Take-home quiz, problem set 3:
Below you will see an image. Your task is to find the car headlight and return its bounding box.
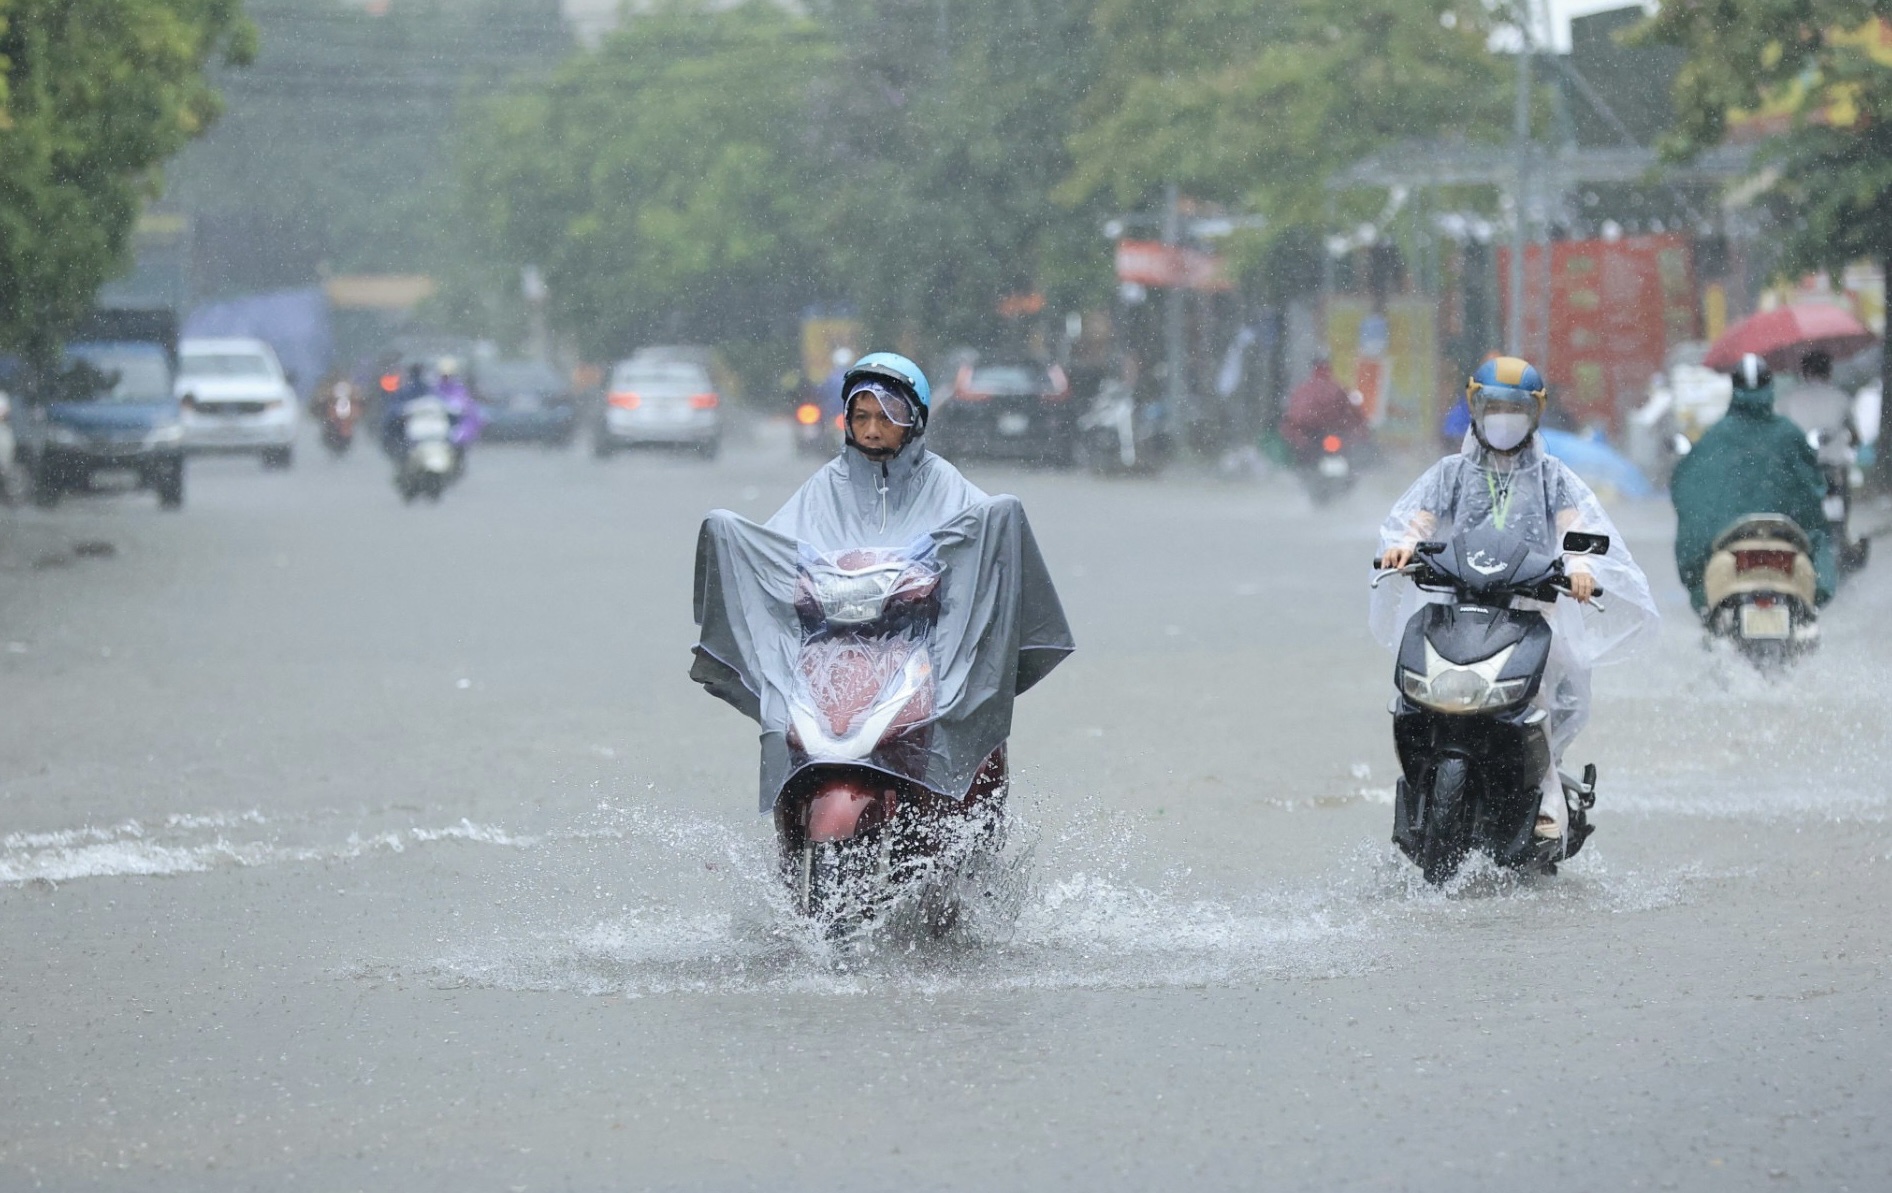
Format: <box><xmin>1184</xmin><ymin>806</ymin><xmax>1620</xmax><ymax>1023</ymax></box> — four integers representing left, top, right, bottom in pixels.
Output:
<box><xmin>1401</xmin><ymin>643</ymin><xmax>1528</xmax><ymax>714</ymax></box>
<box><xmin>145</xmin><ymin>422</ymin><xmax>183</xmax><ymax>446</ymax></box>
<box><xmin>48</xmin><ymin>424</ymin><xmax>86</xmax><ymax>448</ymax></box>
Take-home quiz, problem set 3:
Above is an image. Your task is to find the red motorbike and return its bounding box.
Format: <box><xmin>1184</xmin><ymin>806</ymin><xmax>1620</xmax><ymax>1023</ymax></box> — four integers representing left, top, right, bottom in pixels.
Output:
<box><xmin>317</xmin><ymin>379</ymin><xmax>362</xmax><ymax>457</ymax></box>
<box><xmin>773</xmin><ymin>543</ymin><xmax>1006</xmax><ymax>924</ymax></box>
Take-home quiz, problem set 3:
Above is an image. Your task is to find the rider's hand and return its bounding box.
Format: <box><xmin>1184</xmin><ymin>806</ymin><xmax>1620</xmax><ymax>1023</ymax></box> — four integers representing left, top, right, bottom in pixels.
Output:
<box><xmin>1567</xmin><ymin>568</ymin><xmax>1596</xmax><ymax>603</ymax></box>
<box><xmin>1379</xmin><ymin>545</ymin><xmax>1413</xmax><ymax>571</ymax></box>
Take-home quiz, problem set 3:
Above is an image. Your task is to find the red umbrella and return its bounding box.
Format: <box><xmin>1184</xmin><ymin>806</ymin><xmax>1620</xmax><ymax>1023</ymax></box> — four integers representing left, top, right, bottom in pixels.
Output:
<box><xmin>1703</xmin><ymin>302</ymin><xmax>1878</xmax><ymax>372</ymax></box>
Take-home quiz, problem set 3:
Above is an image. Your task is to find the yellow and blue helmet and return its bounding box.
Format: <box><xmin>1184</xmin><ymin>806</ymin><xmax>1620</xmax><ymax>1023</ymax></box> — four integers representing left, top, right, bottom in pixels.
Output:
<box><xmin>1466</xmin><ymin>355</ymin><xmax>1547</xmax><ymax>415</ymax></box>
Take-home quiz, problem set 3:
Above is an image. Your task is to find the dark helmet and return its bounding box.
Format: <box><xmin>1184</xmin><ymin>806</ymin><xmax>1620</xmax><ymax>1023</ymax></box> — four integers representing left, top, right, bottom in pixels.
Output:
<box><xmin>1732</xmin><ymin>352</ymin><xmax>1772</xmax><ymax>393</ymax></box>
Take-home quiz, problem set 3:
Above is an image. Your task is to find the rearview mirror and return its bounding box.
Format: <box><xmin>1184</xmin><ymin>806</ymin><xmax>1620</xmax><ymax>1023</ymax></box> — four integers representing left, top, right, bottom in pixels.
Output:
<box><xmin>1562</xmin><ymin>531</ymin><xmax>1610</xmax><ymax>556</ymax></box>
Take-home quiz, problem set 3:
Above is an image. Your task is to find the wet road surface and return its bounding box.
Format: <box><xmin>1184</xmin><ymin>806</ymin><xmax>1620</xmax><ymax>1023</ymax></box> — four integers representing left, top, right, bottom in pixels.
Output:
<box><xmin>2</xmin><ymin>424</ymin><xmax>1888</xmax><ymax>1190</ymax></box>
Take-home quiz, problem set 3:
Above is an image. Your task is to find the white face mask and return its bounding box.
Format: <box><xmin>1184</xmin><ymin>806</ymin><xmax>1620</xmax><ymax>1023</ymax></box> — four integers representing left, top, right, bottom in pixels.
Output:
<box><xmin>1479</xmin><ymin>411</ymin><xmax>1533</xmax><ymax>452</ymax></box>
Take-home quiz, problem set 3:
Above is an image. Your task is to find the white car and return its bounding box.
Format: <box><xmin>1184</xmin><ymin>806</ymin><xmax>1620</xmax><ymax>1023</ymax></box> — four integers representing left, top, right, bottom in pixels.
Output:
<box><xmin>176</xmin><ymin>337</ymin><xmax>300</xmax><ymax>468</ymax></box>
<box><xmin>596</xmin><ymin>357</ymin><xmax>723</xmax><ymax>459</ymax></box>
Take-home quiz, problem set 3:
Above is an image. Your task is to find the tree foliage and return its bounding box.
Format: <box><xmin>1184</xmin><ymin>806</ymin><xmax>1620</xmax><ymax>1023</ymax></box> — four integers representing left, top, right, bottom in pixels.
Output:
<box><xmin>1059</xmin><ymin>0</ymin><xmax>1511</xmax><ymax>230</ymax></box>
<box><xmin>0</xmin><ymin>0</ymin><xmax>253</xmax><ymax>361</ymax></box>
<box><xmin>462</xmin><ymin>1</ymin><xmax>834</xmax><ymax>360</ymax></box>
<box><xmin>1641</xmin><ymin>0</ymin><xmax>1892</xmax><ymax>272</ymax></box>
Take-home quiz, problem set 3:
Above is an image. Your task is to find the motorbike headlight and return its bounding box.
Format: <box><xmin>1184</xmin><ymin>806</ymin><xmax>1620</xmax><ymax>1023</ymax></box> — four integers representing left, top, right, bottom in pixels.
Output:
<box><xmin>145</xmin><ymin>422</ymin><xmax>183</xmax><ymax>446</ymax></box>
<box><xmin>1403</xmin><ymin>643</ymin><xmax>1526</xmax><ymax>714</ymax></box>
<box><xmin>48</xmin><ymin>424</ymin><xmax>86</xmax><ymax>448</ymax></box>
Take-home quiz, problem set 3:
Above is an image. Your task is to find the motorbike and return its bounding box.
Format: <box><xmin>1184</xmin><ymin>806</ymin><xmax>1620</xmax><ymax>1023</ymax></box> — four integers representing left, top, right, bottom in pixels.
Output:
<box><xmin>792</xmin><ymin>400</ymin><xmax>843</xmax><ymax>458</ymax></box>
<box><xmin>773</xmin><ymin>541</ymin><xmax>1006</xmax><ymax>927</ymax></box>
<box><xmin>1702</xmin><ymin>513</ymin><xmax>1820</xmax><ymax>671</ymax></box>
<box><xmin>1374</xmin><ymin>528</ymin><xmax>1611</xmax><ymax>883</ymax></box>
<box><xmin>395</xmin><ymin>395</ymin><xmax>459</xmax><ymax>503</ymax></box>
<box><xmin>1297</xmin><ymin>433</ymin><xmax>1359</xmax><ymax>504</ymax></box>
<box><xmin>1077</xmin><ymin>379</ymin><xmax>1170</xmax><ymax>475</ymax></box>
<box><xmin>318</xmin><ymin>380</ymin><xmax>361</xmax><ymax>457</ymax></box>
<box><xmin>1809</xmin><ymin>428</ymin><xmax>1871</xmax><ymax>575</ymax></box>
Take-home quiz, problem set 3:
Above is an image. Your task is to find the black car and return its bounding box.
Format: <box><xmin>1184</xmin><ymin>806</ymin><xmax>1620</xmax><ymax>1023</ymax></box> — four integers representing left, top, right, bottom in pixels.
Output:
<box><xmin>928</xmin><ymin>359</ymin><xmax>1075</xmax><ymax>466</ymax></box>
<box><xmin>473</xmin><ymin>359</ymin><xmax>578</xmax><ymax>445</ymax></box>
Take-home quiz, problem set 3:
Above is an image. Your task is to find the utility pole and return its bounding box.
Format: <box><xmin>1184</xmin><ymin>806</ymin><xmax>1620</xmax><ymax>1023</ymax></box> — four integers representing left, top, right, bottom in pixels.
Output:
<box><xmin>1163</xmin><ymin>182</ymin><xmax>1186</xmax><ymax>426</ymax></box>
<box><xmin>1508</xmin><ymin>7</ymin><xmax>1533</xmax><ymax>357</ymax></box>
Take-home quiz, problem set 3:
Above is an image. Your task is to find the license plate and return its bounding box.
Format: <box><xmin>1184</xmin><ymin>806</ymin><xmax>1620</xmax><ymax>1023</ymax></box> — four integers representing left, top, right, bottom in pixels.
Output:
<box><xmin>1740</xmin><ymin>603</ymin><xmax>1791</xmax><ymax>640</ymax></box>
<box><xmin>997</xmin><ymin>413</ymin><xmax>1030</xmax><ymax>436</ymax></box>
<box><xmin>415</xmin><ymin>442</ymin><xmax>454</xmax><ymax>471</ymax></box>
<box><xmin>1823</xmin><ymin>495</ymin><xmax>1846</xmax><ymax>521</ymax></box>
<box><xmin>1318</xmin><ymin>455</ymin><xmax>1350</xmax><ymax>477</ymax></box>
<box><xmin>89</xmin><ymin>467</ymin><xmax>139</xmax><ymax>488</ymax></box>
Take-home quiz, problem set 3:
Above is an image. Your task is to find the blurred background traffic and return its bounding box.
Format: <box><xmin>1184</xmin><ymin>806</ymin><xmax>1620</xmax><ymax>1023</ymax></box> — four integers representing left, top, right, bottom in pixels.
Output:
<box><xmin>0</xmin><ymin>0</ymin><xmax>1887</xmax><ymax>512</ymax></box>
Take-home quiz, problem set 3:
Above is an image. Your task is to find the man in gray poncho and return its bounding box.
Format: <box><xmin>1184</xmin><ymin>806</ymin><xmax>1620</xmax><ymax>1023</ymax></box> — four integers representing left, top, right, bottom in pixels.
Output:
<box><xmin>691</xmin><ymin>352</ymin><xmax>1074</xmax><ymax>816</ymax></box>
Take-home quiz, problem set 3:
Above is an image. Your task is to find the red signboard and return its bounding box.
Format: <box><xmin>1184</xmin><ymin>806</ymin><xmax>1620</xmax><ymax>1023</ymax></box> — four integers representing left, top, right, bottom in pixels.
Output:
<box><xmin>1115</xmin><ymin>240</ymin><xmax>1232</xmax><ymax>292</ymax></box>
<box><xmin>1499</xmin><ymin>234</ymin><xmax>1697</xmax><ymax>430</ymax></box>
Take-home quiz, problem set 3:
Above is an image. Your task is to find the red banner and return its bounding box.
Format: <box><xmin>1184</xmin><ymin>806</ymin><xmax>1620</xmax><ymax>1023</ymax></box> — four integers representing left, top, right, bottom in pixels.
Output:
<box><xmin>1499</xmin><ymin>234</ymin><xmax>1697</xmax><ymax>430</ymax></box>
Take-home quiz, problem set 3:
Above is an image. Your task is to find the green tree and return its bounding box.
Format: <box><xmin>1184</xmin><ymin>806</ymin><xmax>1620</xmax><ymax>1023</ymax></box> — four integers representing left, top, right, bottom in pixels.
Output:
<box><xmin>1059</xmin><ymin>0</ymin><xmax>1510</xmax><ymax>246</ymax></box>
<box><xmin>1639</xmin><ymin>1</ymin><xmax>1892</xmax><ymax>276</ymax></box>
<box><xmin>809</xmin><ymin>0</ymin><xmax>1112</xmax><ymax>350</ymax></box>
<box><xmin>0</xmin><ymin>0</ymin><xmax>253</xmax><ymax>362</ymax></box>
<box><xmin>461</xmin><ymin>1</ymin><xmax>834</xmax><ymax>365</ymax></box>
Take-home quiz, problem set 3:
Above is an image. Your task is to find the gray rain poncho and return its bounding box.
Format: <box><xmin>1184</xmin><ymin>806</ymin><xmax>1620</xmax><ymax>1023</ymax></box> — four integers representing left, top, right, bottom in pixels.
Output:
<box><xmin>1371</xmin><ymin>433</ymin><xmax>1659</xmax><ymax>762</ymax></box>
<box><xmin>692</xmin><ymin>431</ymin><xmax>1074</xmax><ymax>811</ymax></box>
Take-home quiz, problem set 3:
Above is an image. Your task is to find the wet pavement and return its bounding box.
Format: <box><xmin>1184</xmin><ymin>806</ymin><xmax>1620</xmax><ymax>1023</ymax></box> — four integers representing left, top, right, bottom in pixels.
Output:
<box><xmin>2</xmin><ymin>425</ymin><xmax>1887</xmax><ymax>1190</ymax></box>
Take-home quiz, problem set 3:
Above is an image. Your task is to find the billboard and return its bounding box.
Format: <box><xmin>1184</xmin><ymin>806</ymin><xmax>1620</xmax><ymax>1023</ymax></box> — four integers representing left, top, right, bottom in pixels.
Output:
<box><xmin>1499</xmin><ymin>234</ymin><xmax>1697</xmax><ymax>431</ymax></box>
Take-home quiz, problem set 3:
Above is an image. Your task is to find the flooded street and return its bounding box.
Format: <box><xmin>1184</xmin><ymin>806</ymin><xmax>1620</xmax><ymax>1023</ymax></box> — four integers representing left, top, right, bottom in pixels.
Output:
<box><xmin>2</xmin><ymin>428</ymin><xmax>1888</xmax><ymax>1191</ymax></box>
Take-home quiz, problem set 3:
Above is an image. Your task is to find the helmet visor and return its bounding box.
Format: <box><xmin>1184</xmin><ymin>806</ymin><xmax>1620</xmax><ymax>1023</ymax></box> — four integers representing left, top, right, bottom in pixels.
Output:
<box><xmin>846</xmin><ymin>379</ymin><xmax>917</xmax><ymax>428</ymax></box>
<box><xmin>1469</xmin><ymin>384</ymin><xmax>1540</xmax><ymax>418</ymax></box>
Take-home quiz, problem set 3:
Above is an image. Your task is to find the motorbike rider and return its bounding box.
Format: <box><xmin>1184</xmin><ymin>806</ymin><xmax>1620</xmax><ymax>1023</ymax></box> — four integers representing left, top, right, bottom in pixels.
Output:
<box><xmin>380</xmin><ymin>363</ymin><xmax>432</xmax><ymax>458</ymax></box>
<box><xmin>434</xmin><ymin>357</ymin><xmax>486</xmax><ymax>464</ymax></box>
<box><xmin>1375</xmin><ymin>356</ymin><xmax>1658</xmax><ymax>844</ymax></box>
<box><xmin>694</xmin><ymin>351</ymin><xmax>1074</xmax><ymax>816</ymax></box>
<box><xmin>768</xmin><ymin>351</ymin><xmax>985</xmax><ymax>540</ymax></box>
<box><xmin>1671</xmin><ymin>353</ymin><xmax>1836</xmax><ymax>615</ymax></box>
<box><xmin>1280</xmin><ymin>355</ymin><xmax>1367</xmax><ymax>462</ymax></box>
<box><xmin>1777</xmin><ymin>349</ymin><xmax>1857</xmax><ymax>462</ymax></box>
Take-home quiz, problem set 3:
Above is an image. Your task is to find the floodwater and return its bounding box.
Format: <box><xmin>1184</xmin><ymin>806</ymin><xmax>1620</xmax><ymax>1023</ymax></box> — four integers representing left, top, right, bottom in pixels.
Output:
<box><xmin>1</xmin><ymin>424</ymin><xmax>1887</xmax><ymax>1190</ymax></box>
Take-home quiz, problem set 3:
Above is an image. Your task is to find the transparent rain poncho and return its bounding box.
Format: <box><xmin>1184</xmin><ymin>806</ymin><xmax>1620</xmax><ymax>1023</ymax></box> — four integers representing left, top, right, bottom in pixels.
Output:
<box><xmin>693</xmin><ymin>427</ymin><xmax>1074</xmax><ymax>811</ymax></box>
<box><xmin>1370</xmin><ymin>433</ymin><xmax>1659</xmax><ymax>760</ymax></box>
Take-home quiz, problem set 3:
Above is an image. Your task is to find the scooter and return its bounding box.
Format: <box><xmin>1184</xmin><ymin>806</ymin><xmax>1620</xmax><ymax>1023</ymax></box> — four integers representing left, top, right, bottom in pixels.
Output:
<box><xmin>318</xmin><ymin>380</ymin><xmax>361</xmax><ymax>457</ymax></box>
<box><xmin>1809</xmin><ymin>428</ymin><xmax>1871</xmax><ymax>575</ymax></box>
<box><xmin>1374</xmin><ymin>528</ymin><xmax>1610</xmax><ymax>883</ymax></box>
<box><xmin>1702</xmin><ymin>514</ymin><xmax>1820</xmax><ymax>672</ymax></box>
<box><xmin>1078</xmin><ymin>380</ymin><xmax>1170</xmax><ymax>475</ymax></box>
<box><xmin>1298</xmin><ymin>433</ymin><xmax>1358</xmax><ymax>504</ymax></box>
<box><xmin>395</xmin><ymin>395</ymin><xmax>458</xmax><ymax>503</ymax></box>
<box><xmin>774</xmin><ymin>541</ymin><xmax>1006</xmax><ymax>927</ymax></box>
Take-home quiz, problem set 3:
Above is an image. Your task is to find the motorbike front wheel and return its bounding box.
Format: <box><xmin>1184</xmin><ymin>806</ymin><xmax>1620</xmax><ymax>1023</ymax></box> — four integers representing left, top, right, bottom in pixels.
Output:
<box><xmin>1418</xmin><ymin>756</ymin><xmax>1472</xmax><ymax>885</ymax></box>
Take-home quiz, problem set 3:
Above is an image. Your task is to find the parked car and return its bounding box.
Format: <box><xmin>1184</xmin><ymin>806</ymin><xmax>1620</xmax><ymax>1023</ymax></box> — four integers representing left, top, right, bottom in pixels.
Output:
<box><xmin>176</xmin><ymin>337</ymin><xmax>299</xmax><ymax>468</ymax></box>
<box><xmin>929</xmin><ymin>358</ymin><xmax>1075</xmax><ymax>466</ymax></box>
<box><xmin>0</xmin><ymin>386</ymin><xmax>19</xmax><ymax>505</ymax></box>
<box><xmin>15</xmin><ymin>309</ymin><xmax>186</xmax><ymax>509</ymax></box>
<box><xmin>474</xmin><ymin>358</ymin><xmax>578</xmax><ymax>446</ymax></box>
<box><xmin>596</xmin><ymin>357</ymin><xmax>723</xmax><ymax>459</ymax></box>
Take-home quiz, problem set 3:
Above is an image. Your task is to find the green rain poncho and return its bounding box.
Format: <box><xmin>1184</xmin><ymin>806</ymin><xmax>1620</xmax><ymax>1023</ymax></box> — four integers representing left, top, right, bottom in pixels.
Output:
<box><xmin>1670</xmin><ymin>381</ymin><xmax>1836</xmax><ymax>614</ymax></box>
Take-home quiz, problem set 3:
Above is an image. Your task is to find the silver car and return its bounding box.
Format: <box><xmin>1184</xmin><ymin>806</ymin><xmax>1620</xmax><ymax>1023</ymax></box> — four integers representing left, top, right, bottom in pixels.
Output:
<box><xmin>596</xmin><ymin>358</ymin><xmax>722</xmax><ymax>459</ymax></box>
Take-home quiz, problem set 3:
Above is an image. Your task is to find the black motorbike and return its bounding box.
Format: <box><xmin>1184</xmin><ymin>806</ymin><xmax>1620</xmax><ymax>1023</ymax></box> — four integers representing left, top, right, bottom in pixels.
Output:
<box><xmin>1374</xmin><ymin>528</ymin><xmax>1611</xmax><ymax>883</ymax></box>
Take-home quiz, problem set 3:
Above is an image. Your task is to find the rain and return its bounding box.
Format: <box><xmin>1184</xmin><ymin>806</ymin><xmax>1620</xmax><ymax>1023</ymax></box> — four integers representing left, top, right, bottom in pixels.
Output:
<box><xmin>2</xmin><ymin>1</ymin><xmax>1889</xmax><ymax>1188</ymax></box>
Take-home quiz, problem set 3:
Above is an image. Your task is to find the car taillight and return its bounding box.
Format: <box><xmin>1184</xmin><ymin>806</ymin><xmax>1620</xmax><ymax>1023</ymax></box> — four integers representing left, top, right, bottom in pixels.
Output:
<box><xmin>1323</xmin><ymin>434</ymin><xmax>1344</xmax><ymax>453</ymax></box>
<box><xmin>1734</xmin><ymin>549</ymin><xmax>1796</xmax><ymax>574</ymax></box>
<box><xmin>795</xmin><ymin>403</ymin><xmax>821</xmax><ymax>426</ymax></box>
<box><xmin>379</xmin><ymin>374</ymin><xmax>399</xmax><ymax>393</ymax></box>
<box><xmin>608</xmin><ymin>391</ymin><xmax>641</xmax><ymax>410</ymax></box>
<box><xmin>689</xmin><ymin>393</ymin><xmax>719</xmax><ymax>410</ymax></box>
<box><xmin>833</xmin><ymin>413</ymin><xmax>845</xmax><ymax>429</ymax></box>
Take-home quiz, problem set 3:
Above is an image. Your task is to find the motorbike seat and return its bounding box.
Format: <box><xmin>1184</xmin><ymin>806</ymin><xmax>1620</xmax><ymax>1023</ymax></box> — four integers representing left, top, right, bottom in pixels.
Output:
<box><xmin>1710</xmin><ymin>513</ymin><xmax>1812</xmax><ymax>556</ymax></box>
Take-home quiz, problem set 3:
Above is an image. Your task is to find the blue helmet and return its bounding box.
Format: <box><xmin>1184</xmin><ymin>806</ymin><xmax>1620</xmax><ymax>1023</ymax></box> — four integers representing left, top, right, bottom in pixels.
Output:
<box><xmin>842</xmin><ymin>352</ymin><xmax>930</xmax><ymax>424</ymax></box>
